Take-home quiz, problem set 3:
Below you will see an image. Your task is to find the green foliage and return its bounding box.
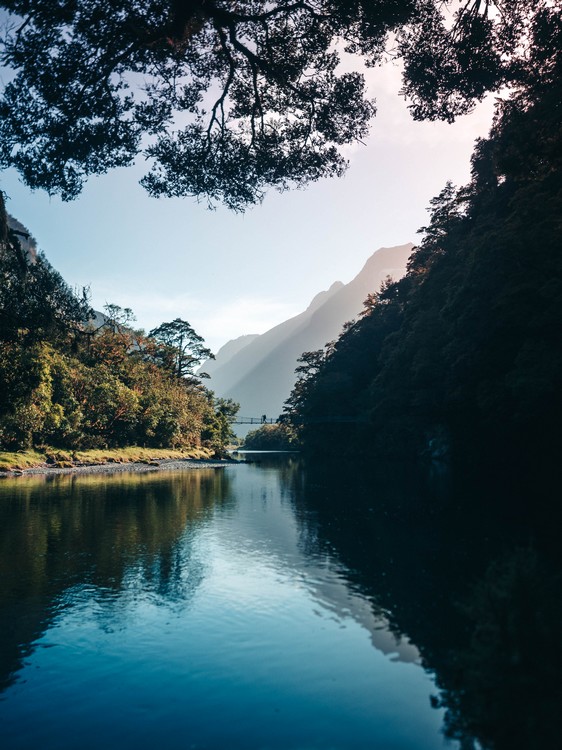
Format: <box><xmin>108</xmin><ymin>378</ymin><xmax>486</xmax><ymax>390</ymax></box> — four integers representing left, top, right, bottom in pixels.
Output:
<box><xmin>0</xmin><ymin>327</ymin><xmax>230</xmax><ymax>451</ymax></box>
<box><xmin>243</xmin><ymin>423</ymin><xmax>298</xmax><ymax>451</ymax></box>
<box><xmin>0</xmin><ymin>215</ymin><xmax>233</xmax><ymax>452</ymax></box>
<box><xmin>286</xmin><ymin>17</ymin><xmax>562</xmax><ymax>465</ymax></box>
<box><xmin>201</xmin><ymin>397</ymin><xmax>240</xmax><ymax>456</ymax></box>
<box><xmin>0</xmin><ymin>1</ymin><xmax>548</xmax><ymax>207</ymax></box>
<box><xmin>148</xmin><ymin>318</ymin><xmax>213</xmax><ymax>380</ymax></box>
<box><xmin>0</xmin><ymin>343</ymin><xmax>52</xmax><ymax>448</ymax></box>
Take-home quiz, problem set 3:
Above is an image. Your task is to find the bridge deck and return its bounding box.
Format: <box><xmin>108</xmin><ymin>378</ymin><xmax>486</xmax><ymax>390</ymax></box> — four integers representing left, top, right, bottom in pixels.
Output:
<box><xmin>231</xmin><ymin>416</ymin><xmax>369</xmax><ymax>425</ymax></box>
<box><xmin>231</xmin><ymin>417</ymin><xmax>277</xmax><ymax>425</ymax></box>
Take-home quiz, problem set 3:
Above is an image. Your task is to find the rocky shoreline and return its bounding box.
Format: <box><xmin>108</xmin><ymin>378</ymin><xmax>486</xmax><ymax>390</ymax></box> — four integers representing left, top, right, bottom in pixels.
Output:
<box><xmin>0</xmin><ymin>457</ymin><xmax>240</xmax><ymax>479</ymax></box>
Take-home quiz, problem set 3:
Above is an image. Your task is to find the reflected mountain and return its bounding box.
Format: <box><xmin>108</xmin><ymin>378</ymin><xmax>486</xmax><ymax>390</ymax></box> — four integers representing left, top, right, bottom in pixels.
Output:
<box><xmin>219</xmin><ymin>456</ymin><xmax>422</xmax><ymax>663</ymax></box>
<box><xmin>1</xmin><ymin>458</ymin><xmax>424</xmax><ymax>702</ymax></box>
<box><xmin>3</xmin><ymin>457</ymin><xmax>559</xmax><ymax>750</ymax></box>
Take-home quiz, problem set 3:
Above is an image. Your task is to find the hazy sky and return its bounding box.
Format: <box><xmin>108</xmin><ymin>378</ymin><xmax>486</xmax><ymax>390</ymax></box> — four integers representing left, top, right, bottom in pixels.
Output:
<box><xmin>1</xmin><ymin>62</ymin><xmax>495</xmax><ymax>354</ymax></box>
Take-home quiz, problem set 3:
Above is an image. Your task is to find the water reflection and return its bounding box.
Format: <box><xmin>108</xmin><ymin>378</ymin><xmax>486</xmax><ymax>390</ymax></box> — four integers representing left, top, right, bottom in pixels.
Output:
<box><xmin>2</xmin><ymin>458</ymin><xmax>557</xmax><ymax>750</ymax></box>
<box><xmin>0</xmin><ymin>461</ymin><xmax>449</xmax><ymax>750</ymax></box>
<box><xmin>0</xmin><ymin>469</ymin><xmax>231</xmax><ymax>692</ymax></box>
<box><xmin>290</xmin><ymin>460</ymin><xmax>562</xmax><ymax>750</ymax></box>
<box><xmin>215</xmin><ymin>455</ymin><xmax>420</xmax><ymax>663</ymax></box>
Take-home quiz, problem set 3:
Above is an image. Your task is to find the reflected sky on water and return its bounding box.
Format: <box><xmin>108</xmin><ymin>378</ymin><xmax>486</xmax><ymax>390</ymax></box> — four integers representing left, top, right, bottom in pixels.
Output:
<box><xmin>0</xmin><ymin>460</ymin><xmax>466</xmax><ymax>749</ymax></box>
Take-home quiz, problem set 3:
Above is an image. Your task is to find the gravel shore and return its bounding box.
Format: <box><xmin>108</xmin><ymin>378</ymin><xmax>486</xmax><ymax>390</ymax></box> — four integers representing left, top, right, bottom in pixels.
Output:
<box><xmin>0</xmin><ymin>457</ymin><xmax>240</xmax><ymax>479</ymax></box>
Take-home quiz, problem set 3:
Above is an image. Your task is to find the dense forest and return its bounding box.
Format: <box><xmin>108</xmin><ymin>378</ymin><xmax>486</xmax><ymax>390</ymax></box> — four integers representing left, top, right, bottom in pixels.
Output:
<box><xmin>284</xmin><ymin>7</ymin><xmax>562</xmax><ymax>470</ymax></box>
<box><xmin>0</xmin><ymin>1</ymin><xmax>560</xmax><ymax>469</ymax></box>
<box><xmin>0</xmin><ymin>4</ymin><xmax>560</xmax><ymax>746</ymax></box>
<box><xmin>0</xmin><ymin>202</ymin><xmax>237</xmax><ymax>455</ymax></box>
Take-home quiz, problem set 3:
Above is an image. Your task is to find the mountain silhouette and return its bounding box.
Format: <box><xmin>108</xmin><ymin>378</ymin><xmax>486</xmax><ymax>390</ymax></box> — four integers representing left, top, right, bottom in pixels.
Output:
<box><xmin>202</xmin><ymin>244</ymin><xmax>414</xmax><ymax>433</ymax></box>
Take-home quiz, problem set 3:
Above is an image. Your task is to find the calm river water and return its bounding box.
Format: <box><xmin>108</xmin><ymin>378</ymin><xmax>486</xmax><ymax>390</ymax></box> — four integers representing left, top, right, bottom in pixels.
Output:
<box><xmin>0</xmin><ymin>455</ymin><xmax>558</xmax><ymax>749</ymax></box>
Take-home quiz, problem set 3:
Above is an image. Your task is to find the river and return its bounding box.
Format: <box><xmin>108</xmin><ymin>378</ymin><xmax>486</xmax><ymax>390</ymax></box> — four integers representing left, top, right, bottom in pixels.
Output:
<box><xmin>0</xmin><ymin>455</ymin><xmax>559</xmax><ymax>749</ymax></box>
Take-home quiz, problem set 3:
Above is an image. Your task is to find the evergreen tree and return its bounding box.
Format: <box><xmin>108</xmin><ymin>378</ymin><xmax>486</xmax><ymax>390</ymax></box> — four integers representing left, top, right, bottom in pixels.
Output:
<box><xmin>148</xmin><ymin>318</ymin><xmax>213</xmax><ymax>379</ymax></box>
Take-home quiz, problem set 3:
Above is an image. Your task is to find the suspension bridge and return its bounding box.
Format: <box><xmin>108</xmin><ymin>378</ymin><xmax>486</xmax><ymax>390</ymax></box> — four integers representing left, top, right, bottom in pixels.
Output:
<box><xmin>230</xmin><ymin>415</ymin><xmax>369</xmax><ymax>425</ymax></box>
<box><xmin>231</xmin><ymin>416</ymin><xmax>278</xmax><ymax>425</ymax></box>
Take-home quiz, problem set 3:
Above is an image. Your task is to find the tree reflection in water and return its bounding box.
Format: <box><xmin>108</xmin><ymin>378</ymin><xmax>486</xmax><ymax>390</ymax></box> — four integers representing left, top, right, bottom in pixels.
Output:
<box><xmin>1</xmin><ymin>457</ymin><xmax>560</xmax><ymax>750</ymax></box>
<box><xmin>0</xmin><ymin>469</ymin><xmax>233</xmax><ymax>692</ymax></box>
<box><xmin>288</xmin><ymin>459</ymin><xmax>562</xmax><ymax>750</ymax></box>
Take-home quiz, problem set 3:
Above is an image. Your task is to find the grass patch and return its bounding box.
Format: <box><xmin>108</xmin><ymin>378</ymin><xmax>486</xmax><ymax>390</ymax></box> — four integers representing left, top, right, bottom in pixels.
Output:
<box><xmin>0</xmin><ymin>449</ymin><xmax>48</xmax><ymax>472</ymax></box>
<box><xmin>72</xmin><ymin>446</ymin><xmax>212</xmax><ymax>464</ymax></box>
<box><xmin>0</xmin><ymin>446</ymin><xmax>213</xmax><ymax>472</ymax></box>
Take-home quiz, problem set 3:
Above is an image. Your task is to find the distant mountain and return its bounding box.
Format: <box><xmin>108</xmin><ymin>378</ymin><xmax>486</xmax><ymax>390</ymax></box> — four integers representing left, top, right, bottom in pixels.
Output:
<box><xmin>201</xmin><ymin>334</ymin><xmax>259</xmax><ymax>379</ymax></box>
<box><xmin>203</xmin><ymin>243</ymin><xmax>414</xmax><ymax>433</ymax></box>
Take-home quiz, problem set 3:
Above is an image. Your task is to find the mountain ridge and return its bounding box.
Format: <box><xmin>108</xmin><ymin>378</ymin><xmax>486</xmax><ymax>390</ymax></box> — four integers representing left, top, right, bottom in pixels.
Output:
<box><xmin>204</xmin><ymin>243</ymin><xmax>414</xmax><ymax>430</ymax></box>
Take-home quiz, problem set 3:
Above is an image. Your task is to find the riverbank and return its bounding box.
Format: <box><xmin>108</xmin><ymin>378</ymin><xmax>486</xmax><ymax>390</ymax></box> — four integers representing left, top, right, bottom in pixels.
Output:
<box><xmin>0</xmin><ymin>446</ymin><xmax>238</xmax><ymax>478</ymax></box>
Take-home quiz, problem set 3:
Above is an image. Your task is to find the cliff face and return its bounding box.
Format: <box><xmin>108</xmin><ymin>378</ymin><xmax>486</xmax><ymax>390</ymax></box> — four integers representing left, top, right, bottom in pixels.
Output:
<box><xmin>7</xmin><ymin>214</ymin><xmax>37</xmax><ymax>262</ymax></box>
<box><xmin>203</xmin><ymin>244</ymin><xmax>414</xmax><ymax>432</ymax></box>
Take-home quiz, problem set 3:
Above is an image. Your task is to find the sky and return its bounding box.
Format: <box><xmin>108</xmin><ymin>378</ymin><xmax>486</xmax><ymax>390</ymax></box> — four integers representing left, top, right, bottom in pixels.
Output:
<box><xmin>1</xmin><ymin>62</ymin><xmax>495</xmax><ymax>355</ymax></box>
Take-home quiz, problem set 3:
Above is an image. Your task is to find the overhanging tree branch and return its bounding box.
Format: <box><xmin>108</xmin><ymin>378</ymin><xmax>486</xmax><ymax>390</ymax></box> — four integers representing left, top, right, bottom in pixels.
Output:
<box><xmin>0</xmin><ymin>1</ymin><xmax>552</xmax><ymax>206</ymax></box>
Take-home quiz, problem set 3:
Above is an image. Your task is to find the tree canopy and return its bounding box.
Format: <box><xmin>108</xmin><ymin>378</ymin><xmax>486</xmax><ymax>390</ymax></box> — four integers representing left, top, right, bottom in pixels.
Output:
<box><xmin>0</xmin><ymin>192</ymin><xmax>92</xmax><ymax>344</ymax></box>
<box><xmin>0</xmin><ymin>0</ymin><xmax>548</xmax><ymax>208</ymax></box>
<box><xmin>0</xmin><ymin>198</ymin><xmax>237</xmax><ymax>452</ymax></box>
<box><xmin>148</xmin><ymin>317</ymin><xmax>213</xmax><ymax>379</ymax></box>
<box><xmin>283</xmin><ymin>5</ymin><xmax>562</xmax><ymax>466</ymax></box>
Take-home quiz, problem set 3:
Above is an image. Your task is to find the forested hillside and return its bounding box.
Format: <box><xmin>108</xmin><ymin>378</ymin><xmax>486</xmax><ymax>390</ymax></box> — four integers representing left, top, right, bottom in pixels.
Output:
<box><xmin>285</xmin><ymin>9</ymin><xmax>562</xmax><ymax>468</ymax></box>
<box><xmin>0</xmin><ymin>202</ymin><xmax>237</xmax><ymax>455</ymax></box>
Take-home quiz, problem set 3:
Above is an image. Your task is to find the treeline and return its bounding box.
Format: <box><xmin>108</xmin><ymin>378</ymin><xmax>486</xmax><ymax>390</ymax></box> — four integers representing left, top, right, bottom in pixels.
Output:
<box><xmin>284</xmin><ymin>12</ymin><xmax>562</xmax><ymax>467</ymax></box>
<box><xmin>0</xmin><ymin>202</ymin><xmax>237</xmax><ymax>454</ymax></box>
<box><xmin>243</xmin><ymin>423</ymin><xmax>298</xmax><ymax>451</ymax></box>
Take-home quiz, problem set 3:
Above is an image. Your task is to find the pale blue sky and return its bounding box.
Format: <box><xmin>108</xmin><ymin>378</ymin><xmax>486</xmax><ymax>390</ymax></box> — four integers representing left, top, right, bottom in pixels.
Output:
<box><xmin>1</xmin><ymin>63</ymin><xmax>494</xmax><ymax>354</ymax></box>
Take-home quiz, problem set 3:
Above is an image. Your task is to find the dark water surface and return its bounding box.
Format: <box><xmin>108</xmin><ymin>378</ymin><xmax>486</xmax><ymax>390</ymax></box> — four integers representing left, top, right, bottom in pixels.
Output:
<box><xmin>0</xmin><ymin>457</ymin><xmax>559</xmax><ymax>749</ymax></box>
